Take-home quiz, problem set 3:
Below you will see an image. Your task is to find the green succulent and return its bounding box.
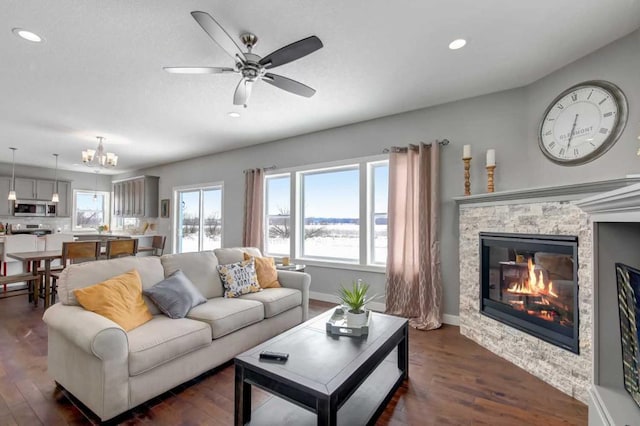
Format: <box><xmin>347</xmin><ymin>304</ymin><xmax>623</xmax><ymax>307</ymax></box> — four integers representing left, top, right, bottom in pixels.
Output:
<box><xmin>338</xmin><ymin>280</ymin><xmax>375</xmax><ymax>314</ymax></box>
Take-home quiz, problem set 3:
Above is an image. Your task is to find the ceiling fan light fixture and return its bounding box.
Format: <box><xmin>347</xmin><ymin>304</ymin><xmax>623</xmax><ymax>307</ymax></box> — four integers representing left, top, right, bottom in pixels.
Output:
<box><xmin>448</xmin><ymin>38</ymin><xmax>467</xmax><ymax>50</ymax></box>
<box><xmin>12</xmin><ymin>28</ymin><xmax>43</xmax><ymax>43</ymax></box>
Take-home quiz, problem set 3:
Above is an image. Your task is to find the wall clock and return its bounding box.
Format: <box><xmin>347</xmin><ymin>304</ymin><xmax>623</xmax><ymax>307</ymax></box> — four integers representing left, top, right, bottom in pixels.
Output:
<box><xmin>538</xmin><ymin>80</ymin><xmax>628</xmax><ymax>166</ymax></box>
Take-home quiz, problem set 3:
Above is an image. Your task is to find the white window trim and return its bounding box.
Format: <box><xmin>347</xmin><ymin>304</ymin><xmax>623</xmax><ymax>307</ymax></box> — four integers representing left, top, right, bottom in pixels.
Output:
<box><xmin>72</xmin><ymin>189</ymin><xmax>111</xmax><ymax>231</ymax></box>
<box><xmin>264</xmin><ymin>155</ymin><xmax>388</xmax><ymax>270</ymax></box>
<box><xmin>172</xmin><ymin>181</ymin><xmax>224</xmax><ymax>253</ymax></box>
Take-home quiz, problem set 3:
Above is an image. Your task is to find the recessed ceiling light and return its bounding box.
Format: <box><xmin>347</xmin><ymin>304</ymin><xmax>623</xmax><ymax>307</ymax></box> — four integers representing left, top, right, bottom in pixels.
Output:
<box><xmin>228</xmin><ymin>112</ymin><xmax>241</xmax><ymax>118</ymax></box>
<box><xmin>448</xmin><ymin>39</ymin><xmax>467</xmax><ymax>50</ymax></box>
<box><xmin>12</xmin><ymin>28</ymin><xmax>43</xmax><ymax>43</ymax></box>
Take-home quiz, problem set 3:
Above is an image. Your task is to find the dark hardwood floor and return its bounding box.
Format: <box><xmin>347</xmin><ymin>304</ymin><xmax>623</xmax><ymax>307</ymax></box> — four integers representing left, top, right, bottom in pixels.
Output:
<box><xmin>0</xmin><ymin>296</ymin><xmax>587</xmax><ymax>425</ymax></box>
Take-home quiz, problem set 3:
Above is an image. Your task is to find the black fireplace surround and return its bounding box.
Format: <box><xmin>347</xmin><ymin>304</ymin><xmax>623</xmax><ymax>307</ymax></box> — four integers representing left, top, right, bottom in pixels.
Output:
<box><xmin>479</xmin><ymin>232</ymin><xmax>579</xmax><ymax>354</ymax></box>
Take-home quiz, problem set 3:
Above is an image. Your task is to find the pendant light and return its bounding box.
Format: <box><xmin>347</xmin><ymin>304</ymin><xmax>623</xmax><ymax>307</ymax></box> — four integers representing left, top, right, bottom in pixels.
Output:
<box><xmin>8</xmin><ymin>148</ymin><xmax>17</xmax><ymax>201</ymax></box>
<box><xmin>51</xmin><ymin>153</ymin><xmax>59</xmax><ymax>203</ymax></box>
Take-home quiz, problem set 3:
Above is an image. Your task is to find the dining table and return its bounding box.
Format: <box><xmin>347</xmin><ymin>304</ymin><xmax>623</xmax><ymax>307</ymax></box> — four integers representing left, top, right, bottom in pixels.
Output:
<box><xmin>7</xmin><ymin>250</ymin><xmax>62</xmax><ymax>308</ymax></box>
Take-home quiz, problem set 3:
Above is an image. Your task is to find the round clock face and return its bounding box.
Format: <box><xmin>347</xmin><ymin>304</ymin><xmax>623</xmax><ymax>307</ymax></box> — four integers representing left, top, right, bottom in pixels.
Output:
<box><xmin>539</xmin><ymin>80</ymin><xmax>628</xmax><ymax>165</ymax></box>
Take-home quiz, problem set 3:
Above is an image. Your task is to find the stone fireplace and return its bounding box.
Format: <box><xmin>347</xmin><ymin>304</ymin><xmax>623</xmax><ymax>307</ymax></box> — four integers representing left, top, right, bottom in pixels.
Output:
<box><xmin>457</xmin><ymin>195</ymin><xmax>593</xmax><ymax>403</ymax></box>
<box><xmin>479</xmin><ymin>232</ymin><xmax>579</xmax><ymax>354</ymax></box>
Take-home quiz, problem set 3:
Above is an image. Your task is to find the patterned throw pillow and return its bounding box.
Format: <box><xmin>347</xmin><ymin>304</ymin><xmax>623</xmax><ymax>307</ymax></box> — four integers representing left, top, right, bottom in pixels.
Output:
<box><xmin>217</xmin><ymin>258</ymin><xmax>262</xmax><ymax>298</ymax></box>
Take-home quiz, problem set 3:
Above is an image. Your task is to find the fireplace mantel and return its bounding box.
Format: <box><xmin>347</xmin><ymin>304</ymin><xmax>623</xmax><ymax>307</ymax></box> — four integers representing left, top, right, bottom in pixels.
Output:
<box><xmin>453</xmin><ymin>176</ymin><xmax>640</xmax><ymax>206</ymax></box>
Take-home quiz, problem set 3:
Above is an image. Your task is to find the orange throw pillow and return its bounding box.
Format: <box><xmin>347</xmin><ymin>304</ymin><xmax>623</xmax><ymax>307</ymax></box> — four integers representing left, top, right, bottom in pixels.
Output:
<box><xmin>74</xmin><ymin>269</ymin><xmax>153</xmax><ymax>331</ymax></box>
<box><xmin>243</xmin><ymin>253</ymin><xmax>281</xmax><ymax>289</ymax></box>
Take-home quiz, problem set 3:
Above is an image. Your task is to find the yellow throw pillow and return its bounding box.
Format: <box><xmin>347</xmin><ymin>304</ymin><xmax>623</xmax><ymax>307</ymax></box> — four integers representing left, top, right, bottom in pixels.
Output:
<box><xmin>244</xmin><ymin>252</ymin><xmax>281</xmax><ymax>289</ymax></box>
<box><xmin>74</xmin><ymin>269</ymin><xmax>153</xmax><ymax>332</ymax></box>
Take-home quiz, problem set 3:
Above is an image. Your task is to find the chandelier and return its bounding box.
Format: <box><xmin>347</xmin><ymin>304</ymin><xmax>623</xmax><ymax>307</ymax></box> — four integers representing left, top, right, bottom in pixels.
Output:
<box><xmin>82</xmin><ymin>136</ymin><xmax>118</xmax><ymax>168</ymax></box>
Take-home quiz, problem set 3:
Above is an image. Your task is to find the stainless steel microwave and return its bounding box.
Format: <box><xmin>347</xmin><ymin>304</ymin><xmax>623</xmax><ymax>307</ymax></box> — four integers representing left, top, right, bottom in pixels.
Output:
<box><xmin>13</xmin><ymin>200</ymin><xmax>56</xmax><ymax>217</ymax></box>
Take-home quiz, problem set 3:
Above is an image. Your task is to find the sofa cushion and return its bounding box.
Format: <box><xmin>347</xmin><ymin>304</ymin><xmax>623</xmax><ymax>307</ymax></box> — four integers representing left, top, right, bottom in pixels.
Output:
<box><xmin>240</xmin><ymin>288</ymin><xmax>302</xmax><ymax>318</ymax></box>
<box><xmin>143</xmin><ymin>270</ymin><xmax>207</xmax><ymax>319</ymax></box>
<box><xmin>214</xmin><ymin>247</ymin><xmax>262</xmax><ymax>265</ymax></box>
<box><xmin>127</xmin><ymin>315</ymin><xmax>212</xmax><ymax>376</ymax></box>
<box><xmin>217</xmin><ymin>258</ymin><xmax>262</xmax><ymax>298</ymax></box>
<box><xmin>160</xmin><ymin>251</ymin><xmax>223</xmax><ymax>299</ymax></box>
<box><xmin>73</xmin><ymin>269</ymin><xmax>153</xmax><ymax>332</ymax></box>
<box><xmin>186</xmin><ymin>298</ymin><xmax>264</xmax><ymax>339</ymax></box>
<box><xmin>58</xmin><ymin>257</ymin><xmax>165</xmax><ymax>314</ymax></box>
<box><xmin>243</xmin><ymin>252</ymin><xmax>281</xmax><ymax>289</ymax></box>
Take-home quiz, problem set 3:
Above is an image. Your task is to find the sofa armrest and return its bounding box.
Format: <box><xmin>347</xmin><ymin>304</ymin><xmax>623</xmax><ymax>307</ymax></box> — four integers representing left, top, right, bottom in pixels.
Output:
<box><xmin>43</xmin><ymin>303</ymin><xmax>128</xmax><ymax>361</ymax></box>
<box><xmin>277</xmin><ymin>271</ymin><xmax>311</xmax><ymax>321</ymax></box>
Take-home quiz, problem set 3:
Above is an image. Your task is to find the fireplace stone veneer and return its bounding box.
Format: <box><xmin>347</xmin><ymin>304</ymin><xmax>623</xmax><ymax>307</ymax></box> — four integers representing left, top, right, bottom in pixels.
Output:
<box><xmin>459</xmin><ymin>201</ymin><xmax>592</xmax><ymax>403</ymax></box>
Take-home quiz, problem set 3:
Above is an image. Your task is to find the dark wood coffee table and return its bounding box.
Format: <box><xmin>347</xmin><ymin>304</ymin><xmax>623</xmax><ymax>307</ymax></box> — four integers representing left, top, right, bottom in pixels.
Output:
<box><xmin>234</xmin><ymin>309</ymin><xmax>408</xmax><ymax>425</ymax></box>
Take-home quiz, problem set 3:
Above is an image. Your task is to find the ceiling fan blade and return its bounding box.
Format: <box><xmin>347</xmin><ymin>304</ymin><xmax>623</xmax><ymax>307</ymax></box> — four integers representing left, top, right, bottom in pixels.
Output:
<box><xmin>263</xmin><ymin>73</ymin><xmax>316</xmax><ymax>98</ymax></box>
<box><xmin>163</xmin><ymin>67</ymin><xmax>236</xmax><ymax>74</ymax></box>
<box><xmin>233</xmin><ymin>78</ymin><xmax>253</xmax><ymax>106</ymax></box>
<box><xmin>259</xmin><ymin>36</ymin><xmax>323</xmax><ymax>69</ymax></box>
<box><xmin>191</xmin><ymin>11</ymin><xmax>246</xmax><ymax>64</ymax></box>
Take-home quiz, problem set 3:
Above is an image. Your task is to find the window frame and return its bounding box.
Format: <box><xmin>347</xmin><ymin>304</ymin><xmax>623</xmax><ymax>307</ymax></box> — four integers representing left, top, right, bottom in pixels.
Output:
<box><xmin>172</xmin><ymin>182</ymin><xmax>224</xmax><ymax>254</ymax></box>
<box><xmin>72</xmin><ymin>189</ymin><xmax>111</xmax><ymax>231</ymax></box>
<box><xmin>263</xmin><ymin>155</ymin><xmax>388</xmax><ymax>272</ymax></box>
<box><xmin>264</xmin><ymin>173</ymin><xmax>291</xmax><ymax>257</ymax></box>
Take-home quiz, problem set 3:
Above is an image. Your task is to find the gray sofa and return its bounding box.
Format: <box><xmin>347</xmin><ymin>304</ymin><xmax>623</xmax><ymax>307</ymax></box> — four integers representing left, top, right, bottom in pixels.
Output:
<box><xmin>42</xmin><ymin>247</ymin><xmax>310</xmax><ymax>422</ymax></box>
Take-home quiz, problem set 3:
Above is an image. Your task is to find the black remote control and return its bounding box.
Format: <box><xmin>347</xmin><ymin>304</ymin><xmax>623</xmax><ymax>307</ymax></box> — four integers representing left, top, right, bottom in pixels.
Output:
<box><xmin>259</xmin><ymin>351</ymin><xmax>289</xmax><ymax>362</ymax></box>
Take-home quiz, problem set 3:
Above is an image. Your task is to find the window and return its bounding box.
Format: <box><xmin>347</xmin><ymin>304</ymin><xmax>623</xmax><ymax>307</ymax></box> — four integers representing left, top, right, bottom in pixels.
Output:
<box><xmin>174</xmin><ymin>184</ymin><xmax>223</xmax><ymax>253</ymax></box>
<box><xmin>265</xmin><ymin>175</ymin><xmax>290</xmax><ymax>256</ymax></box>
<box><xmin>264</xmin><ymin>157</ymin><xmax>388</xmax><ymax>267</ymax></box>
<box><xmin>370</xmin><ymin>162</ymin><xmax>389</xmax><ymax>265</ymax></box>
<box><xmin>301</xmin><ymin>166</ymin><xmax>360</xmax><ymax>261</ymax></box>
<box><xmin>73</xmin><ymin>190</ymin><xmax>110</xmax><ymax>230</ymax></box>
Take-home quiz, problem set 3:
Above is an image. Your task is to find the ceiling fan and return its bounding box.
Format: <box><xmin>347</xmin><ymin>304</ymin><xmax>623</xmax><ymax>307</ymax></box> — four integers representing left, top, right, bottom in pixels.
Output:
<box><xmin>164</xmin><ymin>11</ymin><xmax>323</xmax><ymax>108</ymax></box>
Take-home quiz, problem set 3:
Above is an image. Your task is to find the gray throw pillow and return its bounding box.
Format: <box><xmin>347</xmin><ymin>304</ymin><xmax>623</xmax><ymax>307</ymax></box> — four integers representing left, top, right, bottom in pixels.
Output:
<box><xmin>143</xmin><ymin>269</ymin><xmax>207</xmax><ymax>319</ymax></box>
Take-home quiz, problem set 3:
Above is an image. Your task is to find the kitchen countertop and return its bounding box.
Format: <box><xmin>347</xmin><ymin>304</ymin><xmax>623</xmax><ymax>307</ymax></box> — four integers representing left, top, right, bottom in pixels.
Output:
<box><xmin>0</xmin><ymin>233</ymin><xmax>157</xmax><ymax>242</ymax></box>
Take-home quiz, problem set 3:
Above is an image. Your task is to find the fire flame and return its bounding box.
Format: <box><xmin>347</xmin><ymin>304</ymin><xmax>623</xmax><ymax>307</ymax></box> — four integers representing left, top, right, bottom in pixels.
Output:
<box><xmin>507</xmin><ymin>258</ymin><xmax>557</xmax><ymax>298</ymax></box>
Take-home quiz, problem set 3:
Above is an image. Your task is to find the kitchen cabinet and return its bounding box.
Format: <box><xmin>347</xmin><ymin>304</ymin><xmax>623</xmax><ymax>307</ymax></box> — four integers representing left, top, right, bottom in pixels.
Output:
<box><xmin>15</xmin><ymin>178</ymin><xmax>36</xmax><ymax>199</ymax></box>
<box><xmin>113</xmin><ymin>176</ymin><xmax>159</xmax><ymax>218</ymax></box>
<box><xmin>0</xmin><ymin>177</ymin><xmax>12</xmax><ymax>216</ymax></box>
<box><xmin>55</xmin><ymin>181</ymin><xmax>71</xmax><ymax>217</ymax></box>
<box><xmin>36</xmin><ymin>180</ymin><xmax>55</xmax><ymax>201</ymax></box>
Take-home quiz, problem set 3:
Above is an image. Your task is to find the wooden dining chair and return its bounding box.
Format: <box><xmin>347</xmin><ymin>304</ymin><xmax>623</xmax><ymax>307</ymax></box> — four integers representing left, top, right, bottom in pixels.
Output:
<box><xmin>106</xmin><ymin>238</ymin><xmax>139</xmax><ymax>259</ymax></box>
<box><xmin>137</xmin><ymin>236</ymin><xmax>166</xmax><ymax>256</ymax></box>
<box><xmin>47</xmin><ymin>241</ymin><xmax>102</xmax><ymax>306</ymax></box>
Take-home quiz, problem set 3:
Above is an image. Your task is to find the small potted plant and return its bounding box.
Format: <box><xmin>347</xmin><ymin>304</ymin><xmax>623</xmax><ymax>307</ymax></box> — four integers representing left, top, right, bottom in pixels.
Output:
<box><xmin>97</xmin><ymin>224</ymin><xmax>109</xmax><ymax>234</ymax></box>
<box><xmin>338</xmin><ymin>279</ymin><xmax>377</xmax><ymax>327</ymax></box>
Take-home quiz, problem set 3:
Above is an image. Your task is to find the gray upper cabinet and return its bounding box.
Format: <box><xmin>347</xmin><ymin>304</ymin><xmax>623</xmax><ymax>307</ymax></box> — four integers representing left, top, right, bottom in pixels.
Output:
<box><xmin>112</xmin><ymin>176</ymin><xmax>159</xmax><ymax>218</ymax></box>
<box><xmin>0</xmin><ymin>177</ymin><xmax>71</xmax><ymax>216</ymax></box>
<box><xmin>36</xmin><ymin>180</ymin><xmax>55</xmax><ymax>201</ymax></box>
<box><xmin>0</xmin><ymin>177</ymin><xmax>12</xmax><ymax>216</ymax></box>
<box><xmin>55</xmin><ymin>181</ymin><xmax>71</xmax><ymax>217</ymax></box>
<box><xmin>15</xmin><ymin>178</ymin><xmax>36</xmax><ymax>199</ymax></box>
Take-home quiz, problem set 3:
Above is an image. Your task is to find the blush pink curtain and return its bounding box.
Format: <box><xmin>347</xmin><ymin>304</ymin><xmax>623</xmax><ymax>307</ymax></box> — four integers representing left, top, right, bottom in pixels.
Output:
<box><xmin>385</xmin><ymin>143</ymin><xmax>442</xmax><ymax>330</ymax></box>
<box><xmin>242</xmin><ymin>168</ymin><xmax>264</xmax><ymax>251</ymax></box>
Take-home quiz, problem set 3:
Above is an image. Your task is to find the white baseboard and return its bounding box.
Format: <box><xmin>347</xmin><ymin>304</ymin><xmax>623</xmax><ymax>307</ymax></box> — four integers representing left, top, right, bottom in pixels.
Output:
<box><xmin>309</xmin><ymin>291</ymin><xmax>460</xmax><ymax>326</ymax></box>
<box><xmin>443</xmin><ymin>314</ymin><xmax>460</xmax><ymax>326</ymax></box>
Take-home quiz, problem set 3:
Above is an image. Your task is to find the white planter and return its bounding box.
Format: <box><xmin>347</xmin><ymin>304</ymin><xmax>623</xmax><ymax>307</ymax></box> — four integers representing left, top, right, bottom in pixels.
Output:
<box><xmin>346</xmin><ymin>310</ymin><xmax>367</xmax><ymax>327</ymax></box>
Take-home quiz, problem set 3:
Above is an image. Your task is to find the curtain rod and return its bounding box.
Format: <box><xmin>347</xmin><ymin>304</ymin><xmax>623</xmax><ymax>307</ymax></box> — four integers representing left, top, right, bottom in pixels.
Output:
<box><xmin>382</xmin><ymin>139</ymin><xmax>450</xmax><ymax>153</ymax></box>
<box><xmin>243</xmin><ymin>165</ymin><xmax>276</xmax><ymax>174</ymax></box>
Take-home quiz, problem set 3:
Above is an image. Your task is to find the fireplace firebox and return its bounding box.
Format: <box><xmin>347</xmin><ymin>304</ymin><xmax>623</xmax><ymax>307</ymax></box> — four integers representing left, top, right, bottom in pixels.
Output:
<box><xmin>479</xmin><ymin>232</ymin><xmax>579</xmax><ymax>354</ymax></box>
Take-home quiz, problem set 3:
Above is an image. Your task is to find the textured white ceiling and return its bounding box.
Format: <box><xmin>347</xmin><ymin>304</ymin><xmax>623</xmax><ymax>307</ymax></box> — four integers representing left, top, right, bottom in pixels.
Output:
<box><xmin>1</xmin><ymin>0</ymin><xmax>639</xmax><ymax>174</ymax></box>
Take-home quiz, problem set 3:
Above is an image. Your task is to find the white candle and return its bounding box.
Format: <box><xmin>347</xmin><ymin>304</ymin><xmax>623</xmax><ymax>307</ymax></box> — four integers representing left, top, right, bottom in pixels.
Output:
<box><xmin>486</xmin><ymin>149</ymin><xmax>496</xmax><ymax>166</ymax></box>
<box><xmin>463</xmin><ymin>144</ymin><xmax>471</xmax><ymax>159</ymax></box>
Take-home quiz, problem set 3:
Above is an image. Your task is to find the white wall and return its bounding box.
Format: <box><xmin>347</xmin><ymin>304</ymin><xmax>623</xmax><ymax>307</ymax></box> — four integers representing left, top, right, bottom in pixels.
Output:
<box><xmin>118</xmin><ymin>29</ymin><xmax>639</xmax><ymax>317</ymax></box>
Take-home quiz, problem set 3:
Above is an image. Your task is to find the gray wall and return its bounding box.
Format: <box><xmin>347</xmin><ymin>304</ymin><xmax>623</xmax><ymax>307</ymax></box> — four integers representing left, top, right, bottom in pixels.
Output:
<box><xmin>118</xmin><ymin>29</ymin><xmax>639</xmax><ymax>317</ymax></box>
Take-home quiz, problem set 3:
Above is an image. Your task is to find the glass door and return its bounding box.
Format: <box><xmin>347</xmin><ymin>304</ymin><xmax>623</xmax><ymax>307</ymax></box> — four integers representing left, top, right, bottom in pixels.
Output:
<box><xmin>176</xmin><ymin>185</ymin><xmax>223</xmax><ymax>253</ymax></box>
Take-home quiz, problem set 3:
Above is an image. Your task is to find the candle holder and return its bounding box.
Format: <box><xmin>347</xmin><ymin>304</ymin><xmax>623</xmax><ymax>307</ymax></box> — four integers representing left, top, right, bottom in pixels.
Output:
<box><xmin>486</xmin><ymin>165</ymin><xmax>496</xmax><ymax>193</ymax></box>
<box><xmin>463</xmin><ymin>157</ymin><xmax>471</xmax><ymax>196</ymax></box>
